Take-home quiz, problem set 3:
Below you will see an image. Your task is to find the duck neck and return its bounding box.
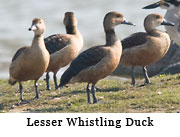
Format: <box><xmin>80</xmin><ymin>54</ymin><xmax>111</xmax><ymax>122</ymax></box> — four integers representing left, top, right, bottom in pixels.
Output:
<box><xmin>65</xmin><ymin>26</ymin><xmax>78</xmax><ymax>35</ymax></box>
<box><xmin>144</xmin><ymin>22</ymin><xmax>156</xmax><ymax>34</ymax></box>
<box><xmin>145</xmin><ymin>26</ymin><xmax>162</xmax><ymax>37</ymax></box>
<box><xmin>145</xmin><ymin>28</ymin><xmax>154</xmax><ymax>34</ymax></box>
<box><xmin>31</xmin><ymin>34</ymin><xmax>45</xmax><ymax>48</ymax></box>
<box><xmin>105</xmin><ymin>28</ymin><xmax>118</xmax><ymax>46</ymax></box>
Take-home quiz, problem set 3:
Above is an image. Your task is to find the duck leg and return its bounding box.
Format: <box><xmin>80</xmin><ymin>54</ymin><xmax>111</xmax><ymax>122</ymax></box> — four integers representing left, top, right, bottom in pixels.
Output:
<box><xmin>131</xmin><ymin>66</ymin><xmax>136</xmax><ymax>86</ymax></box>
<box><xmin>46</xmin><ymin>72</ymin><xmax>51</xmax><ymax>90</ymax></box>
<box><xmin>53</xmin><ymin>73</ymin><xmax>58</xmax><ymax>90</ymax></box>
<box><xmin>17</xmin><ymin>82</ymin><xmax>26</xmax><ymax>105</ymax></box>
<box><xmin>142</xmin><ymin>66</ymin><xmax>150</xmax><ymax>84</ymax></box>
<box><xmin>19</xmin><ymin>82</ymin><xmax>23</xmax><ymax>101</ymax></box>
<box><xmin>86</xmin><ymin>83</ymin><xmax>91</xmax><ymax>104</ymax></box>
<box><xmin>91</xmin><ymin>84</ymin><xmax>98</xmax><ymax>104</ymax></box>
<box><xmin>34</xmin><ymin>80</ymin><xmax>39</xmax><ymax>99</ymax></box>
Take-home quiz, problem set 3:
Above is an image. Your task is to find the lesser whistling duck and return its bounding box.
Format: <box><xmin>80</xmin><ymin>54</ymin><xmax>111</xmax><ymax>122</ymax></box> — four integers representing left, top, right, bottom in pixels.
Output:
<box><xmin>120</xmin><ymin>13</ymin><xmax>174</xmax><ymax>85</ymax></box>
<box><xmin>143</xmin><ymin>0</ymin><xmax>180</xmax><ymax>45</ymax></box>
<box><xmin>8</xmin><ymin>18</ymin><xmax>50</xmax><ymax>103</ymax></box>
<box><xmin>44</xmin><ymin>12</ymin><xmax>83</xmax><ymax>90</ymax></box>
<box><xmin>59</xmin><ymin>11</ymin><xmax>135</xmax><ymax>104</ymax></box>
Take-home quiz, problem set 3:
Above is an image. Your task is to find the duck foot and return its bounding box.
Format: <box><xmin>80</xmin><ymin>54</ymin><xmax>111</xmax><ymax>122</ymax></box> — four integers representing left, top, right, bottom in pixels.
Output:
<box><xmin>34</xmin><ymin>95</ymin><xmax>39</xmax><ymax>100</ymax></box>
<box><xmin>17</xmin><ymin>100</ymin><xmax>31</xmax><ymax>106</ymax></box>
<box><xmin>138</xmin><ymin>83</ymin><xmax>152</xmax><ymax>87</ymax></box>
<box><xmin>95</xmin><ymin>86</ymin><xmax>101</xmax><ymax>91</ymax></box>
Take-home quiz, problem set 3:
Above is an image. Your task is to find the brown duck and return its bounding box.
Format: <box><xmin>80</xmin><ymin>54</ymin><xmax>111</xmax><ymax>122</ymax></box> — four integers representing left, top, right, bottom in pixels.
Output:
<box><xmin>120</xmin><ymin>14</ymin><xmax>174</xmax><ymax>85</ymax></box>
<box><xmin>44</xmin><ymin>12</ymin><xmax>83</xmax><ymax>90</ymax></box>
<box><xmin>9</xmin><ymin>18</ymin><xmax>50</xmax><ymax>103</ymax></box>
<box><xmin>59</xmin><ymin>12</ymin><xmax>135</xmax><ymax>104</ymax></box>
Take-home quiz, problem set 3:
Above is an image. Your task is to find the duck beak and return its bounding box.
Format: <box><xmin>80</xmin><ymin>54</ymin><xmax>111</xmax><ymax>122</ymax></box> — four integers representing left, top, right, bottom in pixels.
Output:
<box><xmin>142</xmin><ymin>1</ymin><xmax>162</xmax><ymax>9</ymax></box>
<box><xmin>161</xmin><ymin>19</ymin><xmax>175</xmax><ymax>26</ymax></box>
<box><xmin>122</xmin><ymin>19</ymin><xmax>136</xmax><ymax>26</ymax></box>
<box><xmin>28</xmin><ymin>25</ymin><xmax>37</xmax><ymax>31</ymax></box>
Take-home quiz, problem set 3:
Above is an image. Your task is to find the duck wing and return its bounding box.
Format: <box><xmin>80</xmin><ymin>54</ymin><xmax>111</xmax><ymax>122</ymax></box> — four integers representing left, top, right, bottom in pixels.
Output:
<box><xmin>60</xmin><ymin>45</ymin><xmax>107</xmax><ymax>86</ymax></box>
<box><xmin>122</xmin><ymin>32</ymin><xmax>148</xmax><ymax>50</ymax></box>
<box><xmin>44</xmin><ymin>34</ymin><xmax>70</xmax><ymax>54</ymax></box>
<box><xmin>11</xmin><ymin>47</ymin><xmax>27</xmax><ymax>62</ymax></box>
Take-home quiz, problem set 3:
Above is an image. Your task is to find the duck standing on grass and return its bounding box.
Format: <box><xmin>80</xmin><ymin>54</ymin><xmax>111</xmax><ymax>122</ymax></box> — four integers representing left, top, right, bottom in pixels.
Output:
<box><xmin>8</xmin><ymin>18</ymin><xmax>50</xmax><ymax>104</ymax></box>
<box><xmin>59</xmin><ymin>12</ymin><xmax>135</xmax><ymax>104</ymax></box>
<box><xmin>44</xmin><ymin>12</ymin><xmax>83</xmax><ymax>90</ymax></box>
<box><xmin>120</xmin><ymin>14</ymin><xmax>174</xmax><ymax>86</ymax></box>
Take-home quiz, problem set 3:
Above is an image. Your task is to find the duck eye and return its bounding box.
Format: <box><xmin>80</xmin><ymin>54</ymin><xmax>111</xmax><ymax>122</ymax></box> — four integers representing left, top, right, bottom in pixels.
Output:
<box><xmin>156</xmin><ymin>16</ymin><xmax>160</xmax><ymax>19</ymax></box>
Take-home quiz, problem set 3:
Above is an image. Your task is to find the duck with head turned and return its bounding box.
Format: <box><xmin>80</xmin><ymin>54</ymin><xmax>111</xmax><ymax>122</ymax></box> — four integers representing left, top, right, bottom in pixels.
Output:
<box><xmin>120</xmin><ymin>13</ymin><xmax>174</xmax><ymax>86</ymax></box>
<box><xmin>143</xmin><ymin>0</ymin><xmax>180</xmax><ymax>46</ymax></box>
<box><xmin>44</xmin><ymin>12</ymin><xmax>83</xmax><ymax>90</ymax></box>
<box><xmin>59</xmin><ymin>12</ymin><xmax>135</xmax><ymax>104</ymax></box>
<box><xmin>9</xmin><ymin>18</ymin><xmax>50</xmax><ymax>104</ymax></box>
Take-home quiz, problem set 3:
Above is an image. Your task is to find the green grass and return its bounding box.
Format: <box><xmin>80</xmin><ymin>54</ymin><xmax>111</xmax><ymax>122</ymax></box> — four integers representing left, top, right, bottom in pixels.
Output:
<box><xmin>0</xmin><ymin>74</ymin><xmax>180</xmax><ymax>113</ymax></box>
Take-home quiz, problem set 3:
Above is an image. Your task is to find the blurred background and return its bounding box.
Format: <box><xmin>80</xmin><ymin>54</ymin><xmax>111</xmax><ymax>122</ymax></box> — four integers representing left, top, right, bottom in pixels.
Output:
<box><xmin>0</xmin><ymin>0</ymin><xmax>165</xmax><ymax>79</ymax></box>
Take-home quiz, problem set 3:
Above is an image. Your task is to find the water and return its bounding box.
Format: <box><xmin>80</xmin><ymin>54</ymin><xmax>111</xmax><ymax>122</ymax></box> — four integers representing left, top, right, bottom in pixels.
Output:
<box><xmin>0</xmin><ymin>0</ymin><xmax>165</xmax><ymax>79</ymax></box>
